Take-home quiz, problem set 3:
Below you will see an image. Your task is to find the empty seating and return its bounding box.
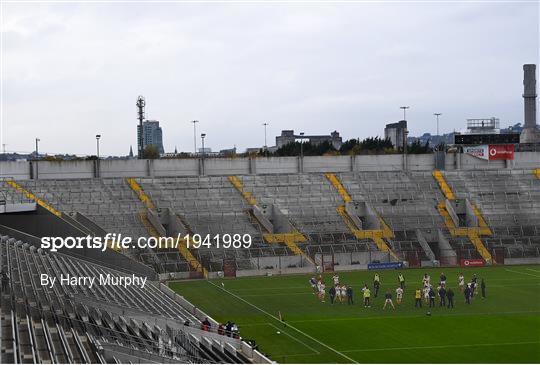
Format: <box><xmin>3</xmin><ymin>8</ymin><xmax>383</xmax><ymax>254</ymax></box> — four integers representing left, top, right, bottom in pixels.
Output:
<box><xmin>444</xmin><ymin>170</ymin><xmax>540</xmax><ymax>259</ymax></box>
<box><xmin>0</xmin><ymin>235</ymin><xmax>253</xmax><ymax>363</ymax></box>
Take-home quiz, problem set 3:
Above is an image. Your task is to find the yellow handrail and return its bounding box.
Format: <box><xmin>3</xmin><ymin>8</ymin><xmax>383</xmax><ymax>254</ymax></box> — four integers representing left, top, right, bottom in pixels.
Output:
<box><xmin>126</xmin><ymin>178</ymin><xmax>155</xmax><ymax>210</ymax></box>
<box><xmin>432</xmin><ymin>170</ymin><xmax>455</xmax><ymax>200</ymax></box>
<box><xmin>5</xmin><ymin>180</ymin><xmax>62</xmax><ymax>217</ymax></box>
<box><xmin>325</xmin><ymin>173</ymin><xmax>352</xmax><ymax>203</ymax></box>
<box><xmin>228</xmin><ymin>176</ymin><xmax>257</xmax><ymax>205</ymax></box>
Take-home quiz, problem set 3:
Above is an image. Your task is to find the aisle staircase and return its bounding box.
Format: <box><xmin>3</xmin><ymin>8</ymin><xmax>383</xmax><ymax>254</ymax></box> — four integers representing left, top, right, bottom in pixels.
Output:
<box><xmin>325</xmin><ymin>173</ymin><xmax>399</xmax><ymax>261</ymax></box>
<box><xmin>432</xmin><ymin>170</ymin><xmax>494</xmax><ymax>264</ymax></box>
<box><xmin>127</xmin><ymin>178</ymin><xmax>207</xmax><ymax>276</ymax></box>
<box><xmin>5</xmin><ymin>179</ymin><xmax>62</xmax><ymax>217</ymax></box>
<box><xmin>228</xmin><ymin>175</ymin><xmax>311</xmax><ymax>261</ymax></box>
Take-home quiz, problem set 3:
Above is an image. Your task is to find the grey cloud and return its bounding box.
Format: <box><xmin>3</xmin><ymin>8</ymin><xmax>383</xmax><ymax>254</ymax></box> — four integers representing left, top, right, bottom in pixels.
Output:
<box><xmin>3</xmin><ymin>2</ymin><xmax>538</xmax><ymax>156</ymax></box>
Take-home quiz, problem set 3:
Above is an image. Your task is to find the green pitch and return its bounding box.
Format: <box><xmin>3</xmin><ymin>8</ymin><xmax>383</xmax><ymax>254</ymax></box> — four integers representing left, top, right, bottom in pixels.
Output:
<box><xmin>170</xmin><ymin>265</ymin><xmax>540</xmax><ymax>363</ymax></box>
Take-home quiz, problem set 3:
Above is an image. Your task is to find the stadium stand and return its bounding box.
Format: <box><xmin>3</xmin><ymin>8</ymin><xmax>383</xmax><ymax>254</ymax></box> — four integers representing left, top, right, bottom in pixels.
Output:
<box><xmin>0</xmin><ymin>180</ymin><xmax>34</xmax><ymax>205</ymax></box>
<box><xmin>137</xmin><ymin>176</ymin><xmax>273</xmax><ymax>273</ymax></box>
<box><xmin>8</xmin><ymin>178</ymin><xmax>196</xmax><ymax>275</ymax></box>
<box><xmin>443</xmin><ymin>169</ymin><xmax>540</xmax><ymax>260</ymax></box>
<box><xmin>3</xmin><ymin>168</ymin><xmax>539</xmax><ymax>275</ymax></box>
<box><xmin>0</xmin><ymin>234</ymin><xmax>262</xmax><ymax>363</ymax></box>
<box><xmin>235</xmin><ymin>174</ymin><xmax>375</xmax><ymax>254</ymax></box>
<box><xmin>14</xmin><ymin>178</ymin><xmax>148</xmax><ymax>239</ymax></box>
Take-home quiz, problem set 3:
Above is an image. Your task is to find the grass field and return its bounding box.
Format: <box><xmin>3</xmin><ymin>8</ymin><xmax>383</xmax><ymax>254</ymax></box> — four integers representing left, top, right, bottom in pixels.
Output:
<box><xmin>170</xmin><ymin>265</ymin><xmax>540</xmax><ymax>363</ymax></box>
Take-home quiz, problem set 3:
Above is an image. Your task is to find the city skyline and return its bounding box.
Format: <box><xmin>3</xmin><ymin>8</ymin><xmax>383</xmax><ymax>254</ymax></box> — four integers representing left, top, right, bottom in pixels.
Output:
<box><xmin>3</xmin><ymin>2</ymin><xmax>538</xmax><ymax>156</ymax></box>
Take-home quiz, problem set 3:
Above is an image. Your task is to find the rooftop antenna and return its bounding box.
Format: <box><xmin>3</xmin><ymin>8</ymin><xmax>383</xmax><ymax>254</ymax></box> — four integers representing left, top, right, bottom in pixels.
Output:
<box><xmin>136</xmin><ymin>96</ymin><xmax>146</xmax><ymax>159</ymax></box>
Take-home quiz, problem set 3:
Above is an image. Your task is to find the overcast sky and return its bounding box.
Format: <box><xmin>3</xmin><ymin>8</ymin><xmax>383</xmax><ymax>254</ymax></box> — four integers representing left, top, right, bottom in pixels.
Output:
<box><xmin>2</xmin><ymin>1</ymin><xmax>539</xmax><ymax>156</ymax></box>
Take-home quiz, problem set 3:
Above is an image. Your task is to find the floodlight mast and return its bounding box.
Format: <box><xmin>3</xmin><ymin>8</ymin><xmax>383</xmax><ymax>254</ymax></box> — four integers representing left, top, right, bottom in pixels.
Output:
<box><xmin>136</xmin><ymin>96</ymin><xmax>146</xmax><ymax>159</ymax></box>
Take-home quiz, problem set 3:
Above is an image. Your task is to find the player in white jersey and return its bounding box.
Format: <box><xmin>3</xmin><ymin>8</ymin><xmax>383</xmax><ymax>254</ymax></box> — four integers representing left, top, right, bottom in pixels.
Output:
<box><xmin>334</xmin><ymin>285</ymin><xmax>342</xmax><ymax>302</ymax></box>
<box><xmin>395</xmin><ymin>286</ymin><xmax>404</xmax><ymax>304</ymax></box>
<box><xmin>422</xmin><ymin>273</ymin><xmax>431</xmax><ymax>287</ymax></box>
<box><xmin>423</xmin><ymin>285</ymin><xmax>430</xmax><ymax>304</ymax></box>
<box><xmin>458</xmin><ymin>273</ymin><xmax>465</xmax><ymax>292</ymax></box>
<box><xmin>333</xmin><ymin>274</ymin><xmax>340</xmax><ymax>286</ymax></box>
<box><xmin>318</xmin><ymin>282</ymin><xmax>326</xmax><ymax>302</ymax></box>
<box><xmin>341</xmin><ymin>285</ymin><xmax>347</xmax><ymax>302</ymax></box>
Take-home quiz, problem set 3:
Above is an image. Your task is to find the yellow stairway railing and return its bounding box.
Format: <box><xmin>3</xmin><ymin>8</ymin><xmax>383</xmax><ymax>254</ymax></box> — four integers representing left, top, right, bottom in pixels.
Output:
<box><xmin>325</xmin><ymin>174</ymin><xmax>399</xmax><ymax>261</ymax></box>
<box><xmin>176</xmin><ymin>237</ymin><xmax>208</xmax><ymax>277</ymax></box>
<box><xmin>325</xmin><ymin>173</ymin><xmax>352</xmax><ymax>203</ymax></box>
<box><xmin>126</xmin><ymin>178</ymin><xmax>155</xmax><ymax>210</ymax></box>
<box><xmin>432</xmin><ymin>171</ymin><xmax>493</xmax><ymax>264</ymax></box>
<box><xmin>263</xmin><ymin>232</ymin><xmax>308</xmax><ymax>257</ymax></box>
<box><xmin>228</xmin><ymin>175</ymin><xmax>310</xmax><ymax>260</ymax></box>
<box><xmin>5</xmin><ymin>180</ymin><xmax>62</xmax><ymax>217</ymax></box>
<box><xmin>228</xmin><ymin>176</ymin><xmax>257</xmax><ymax>205</ymax></box>
<box><xmin>138</xmin><ymin>212</ymin><xmax>207</xmax><ymax>277</ymax></box>
<box><xmin>432</xmin><ymin>170</ymin><xmax>456</xmax><ymax>200</ymax></box>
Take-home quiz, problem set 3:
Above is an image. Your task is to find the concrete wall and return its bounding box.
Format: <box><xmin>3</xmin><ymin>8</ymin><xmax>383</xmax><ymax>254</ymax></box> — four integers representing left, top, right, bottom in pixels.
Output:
<box><xmin>236</xmin><ymin>266</ymin><xmax>314</xmax><ymax>277</ymax></box>
<box><xmin>504</xmin><ymin>257</ymin><xmax>540</xmax><ymax>265</ymax></box>
<box><xmin>249</xmin><ymin>255</ymin><xmax>313</xmax><ymax>270</ymax></box>
<box><xmin>1</xmin><ymin>151</ymin><xmax>538</xmax><ymax>180</ymax></box>
<box><xmin>332</xmin><ymin>251</ymin><xmax>392</xmax><ymax>267</ymax></box>
<box><xmin>0</xmin><ymin>161</ymin><xmax>30</xmax><ymax>179</ymax></box>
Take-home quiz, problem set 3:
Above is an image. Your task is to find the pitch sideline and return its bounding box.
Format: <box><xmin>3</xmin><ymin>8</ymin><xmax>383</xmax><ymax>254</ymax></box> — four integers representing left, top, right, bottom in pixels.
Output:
<box><xmin>340</xmin><ymin>340</ymin><xmax>540</xmax><ymax>353</ymax></box>
<box><xmin>267</xmin><ymin>323</ymin><xmax>321</xmax><ymax>355</ymax></box>
<box><xmin>505</xmin><ymin>268</ymin><xmax>540</xmax><ymax>278</ymax></box>
<box><xmin>207</xmin><ymin>280</ymin><xmax>359</xmax><ymax>363</ymax></box>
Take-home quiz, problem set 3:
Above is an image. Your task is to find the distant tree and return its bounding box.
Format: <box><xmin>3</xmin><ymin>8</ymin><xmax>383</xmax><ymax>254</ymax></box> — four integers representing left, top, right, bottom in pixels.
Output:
<box><xmin>85</xmin><ymin>155</ymin><xmax>98</xmax><ymax>161</ymax></box>
<box><xmin>339</xmin><ymin>138</ymin><xmax>360</xmax><ymax>154</ymax></box>
<box><xmin>348</xmin><ymin>137</ymin><xmax>394</xmax><ymax>155</ymax></box>
<box><xmin>407</xmin><ymin>140</ymin><xmax>432</xmax><ymax>154</ymax></box>
<box><xmin>142</xmin><ymin>145</ymin><xmax>160</xmax><ymax>159</ymax></box>
<box><xmin>434</xmin><ymin>142</ymin><xmax>446</xmax><ymax>152</ymax></box>
<box><xmin>272</xmin><ymin>141</ymin><xmax>337</xmax><ymax>157</ymax></box>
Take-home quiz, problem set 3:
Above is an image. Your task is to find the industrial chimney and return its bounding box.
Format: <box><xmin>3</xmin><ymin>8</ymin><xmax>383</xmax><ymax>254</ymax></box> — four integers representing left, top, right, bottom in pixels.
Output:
<box><xmin>520</xmin><ymin>64</ymin><xmax>539</xmax><ymax>143</ymax></box>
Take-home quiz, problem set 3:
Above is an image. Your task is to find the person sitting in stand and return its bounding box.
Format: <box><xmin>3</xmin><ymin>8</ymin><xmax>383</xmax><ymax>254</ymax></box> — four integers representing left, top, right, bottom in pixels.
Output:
<box><xmin>201</xmin><ymin>317</ymin><xmax>211</xmax><ymax>331</ymax></box>
<box><xmin>231</xmin><ymin>323</ymin><xmax>240</xmax><ymax>339</ymax></box>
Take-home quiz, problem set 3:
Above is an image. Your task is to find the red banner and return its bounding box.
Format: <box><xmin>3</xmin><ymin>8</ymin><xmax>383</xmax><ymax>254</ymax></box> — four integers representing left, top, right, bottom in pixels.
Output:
<box><xmin>460</xmin><ymin>259</ymin><xmax>485</xmax><ymax>267</ymax></box>
<box><xmin>488</xmin><ymin>144</ymin><xmax>514</xmax><ymax>160</ymax></box>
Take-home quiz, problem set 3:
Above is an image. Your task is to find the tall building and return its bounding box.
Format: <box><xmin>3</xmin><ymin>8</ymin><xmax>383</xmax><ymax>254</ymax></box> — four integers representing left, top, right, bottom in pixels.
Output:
<box><xmin>520</xmin><ymin>64</ymin><xmax>539</xmax><ymax>143</ymax></box>
<box><xmin>384</xmin><ymin>120</ymin><xmax>407</xmax><ymax>149</ymax></box>
<box><xmin>275</xmin><ymin>130</ymin><xmax>343</xmax><ymax>150</ymax></box>
<box><xmin>137</xmin><ymin>120</ymin><xmax>164</xmax><ymax>155</ymax></box>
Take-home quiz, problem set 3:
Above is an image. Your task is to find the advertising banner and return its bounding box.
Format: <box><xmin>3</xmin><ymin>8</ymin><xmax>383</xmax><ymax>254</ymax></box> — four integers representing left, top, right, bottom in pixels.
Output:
<box><xmin>464</xmin><ymin>145</ymin><xmax>489</xmax><ymax>160</ymax></box>
<box><xmin>460</xmin><ymin>259</ymin><xmax>485</xmax><ymax>267</ymax></box>
<box><xmin>368</xmin><ymin>262</ymin><xmax>403</xmax><ymax>270</ymax></box>
<box><xmin>465</xmin><ymin>144</ymin><xmax>514</xmax><ymax>160</ymax></box>
<box><xmin>487</xmin><ymin>144</ymin><xmax>514</xmax><ymax>160</ymax></box>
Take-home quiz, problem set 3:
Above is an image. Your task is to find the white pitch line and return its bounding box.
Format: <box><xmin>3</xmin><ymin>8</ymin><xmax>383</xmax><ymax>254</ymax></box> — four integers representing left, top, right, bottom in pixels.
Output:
<box><xmin>289</xmin><ymin>310</ymin><xmax>540</xmax><ymax>325</ymax></box>
<box><xmin>505</xmin><ymin>268</ymin><xmax>540</xmax><ymax>278</ymax></box>
<box><xmin>340</xmin><ymin>340</ymin><xmax>540</xmax><ymax>353</ymax></box>
<box><xmin>526</xmin><ymin>268</ymin><xmax>540</xmax><ymax>273</ymax></box>
<box><xmin>267</xmin><ymin>323</ymin><xmax>321</xmax><ymax>355</ymax></box>
<box><xmin>207</xmin><ymin>281</ymin><xmax>359</xmax><ymax>364</ymax></box>
<box><xmin>238</xmin><ymin>283</ymin><xmax>540</xmax><ymax>297</ymax></box>
<box><xmin>226</xmin><ymin>277</ymin><xmax>538</xmax><ymax>294</ymax></box>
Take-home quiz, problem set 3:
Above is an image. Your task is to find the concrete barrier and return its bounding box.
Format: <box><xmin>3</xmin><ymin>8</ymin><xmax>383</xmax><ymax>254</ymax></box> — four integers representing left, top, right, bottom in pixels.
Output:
<box><xmin>1</xmin><ymin>152</ymin><xmax>538</xmax><ymax>179</ymax></box>
<box><xmin>504</xmin><ymin>257</ymin><xmax>540</xmax><ymax>265</ymax></box>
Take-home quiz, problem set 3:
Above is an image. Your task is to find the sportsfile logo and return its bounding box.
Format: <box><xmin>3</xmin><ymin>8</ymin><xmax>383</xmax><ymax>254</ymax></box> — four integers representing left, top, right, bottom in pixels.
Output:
<box><xmin>40</xmin><ymin>233</ymin><xmax>253</xmax><ymax>252</ymax></box>
<box><xmin>41</xmin><ymin>233</ymin><xmax>172</xmax><ymax>252</ymax></box>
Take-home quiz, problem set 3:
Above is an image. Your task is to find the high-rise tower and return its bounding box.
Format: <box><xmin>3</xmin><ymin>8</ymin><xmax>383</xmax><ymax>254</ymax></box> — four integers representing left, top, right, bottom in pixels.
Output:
<box><xmin>520</xmin><ymin>64</ymin><xmax>539</xmax><ymax>143</ymax></box>
<box><xmin>136</xmin><ymin>96</ymin><xmax>146</xmax><ymax>158</ymax></box>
